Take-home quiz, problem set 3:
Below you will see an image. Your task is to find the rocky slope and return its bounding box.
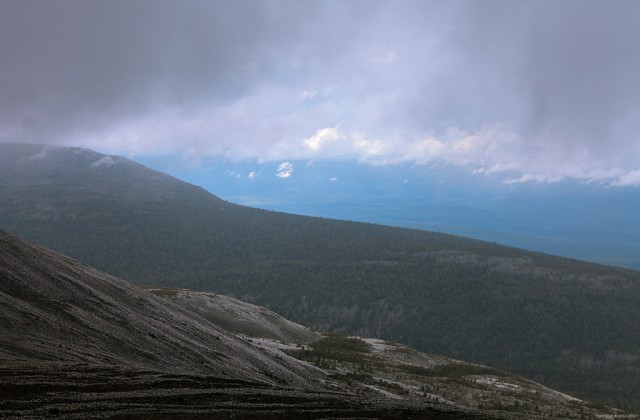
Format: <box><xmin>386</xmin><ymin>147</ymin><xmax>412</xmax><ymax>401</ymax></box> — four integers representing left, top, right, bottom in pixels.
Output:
<box><xmin>148</xmin><ymin>288</ymin><xmax>630</xmax><ymax>419</ymax></box>
<box><xmin>0</xmin><ymin>228</ymin><xmax>482</xmax><ymax>418</ymax></box>
<box><xmin>143</xmin><ymin>286</ymin><xmax>320</xmax><ymax>344</ymax></box>
<box><xmin>0</xmin><ymin>228</ymin><xmax>320</xmax><ymax>387</ymax></box>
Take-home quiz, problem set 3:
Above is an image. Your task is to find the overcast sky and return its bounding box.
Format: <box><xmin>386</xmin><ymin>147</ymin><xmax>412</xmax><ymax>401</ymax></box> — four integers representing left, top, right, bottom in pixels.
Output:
<box><xmin>2</xmin><ymin>0</ymin><xmax>640</xmax><ymax>186</ymax></box>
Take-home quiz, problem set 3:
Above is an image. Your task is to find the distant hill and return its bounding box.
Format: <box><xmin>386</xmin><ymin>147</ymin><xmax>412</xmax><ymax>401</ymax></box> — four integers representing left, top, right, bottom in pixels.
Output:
<box><xmin>2</xmin><ymin>143</ymin><xmax>640</xmax><ymax>411</ymax></box>
<box><xmin>0</xmin><ymin>228</ymin><xmax>624</xmax><ymax>418</ymax></box>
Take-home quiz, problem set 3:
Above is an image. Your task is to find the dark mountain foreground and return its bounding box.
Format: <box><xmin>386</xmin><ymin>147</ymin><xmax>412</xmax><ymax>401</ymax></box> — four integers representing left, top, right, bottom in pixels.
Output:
<box><xmin>0</xmin><ymin>229</ymin><xmax>627</xmax><ymax>418</ymax></box>
<box><xmin>0</xmin><ymin>228</ymin><xmax>469</xmax><ymax>418</ymax></box>
<box><xmin>2</xmin><ymin>143</ymin><xmax>640</xmax><ymax>410</ymax></box>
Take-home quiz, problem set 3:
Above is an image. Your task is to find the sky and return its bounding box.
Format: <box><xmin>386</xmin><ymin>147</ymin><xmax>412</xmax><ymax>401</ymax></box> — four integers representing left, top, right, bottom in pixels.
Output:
<box><xmin>1</xmin><ymin>1</ymin><xmax>639</xmax><ymax>268</ymax></box>
<box><xmin>2</xmin><ymin>0</ymin><xmax>640</xmax><ymax>185</ymax></box>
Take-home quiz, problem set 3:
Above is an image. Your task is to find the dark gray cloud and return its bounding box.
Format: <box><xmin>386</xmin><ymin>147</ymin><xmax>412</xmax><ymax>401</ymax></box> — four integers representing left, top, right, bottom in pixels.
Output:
<box><xmin>1</xmin><ymin>0</ymin><xmax>639</xmax><ymax>184</ymax></box>
<box><xmin>0</xmin><ymin>0</ymin><xmax>312</xmax><ymax>137</ymax></box>
<box><xmin>518</xmin><ymin>2</ymin><xmax>640</xmax><ymax>157</ymax></box>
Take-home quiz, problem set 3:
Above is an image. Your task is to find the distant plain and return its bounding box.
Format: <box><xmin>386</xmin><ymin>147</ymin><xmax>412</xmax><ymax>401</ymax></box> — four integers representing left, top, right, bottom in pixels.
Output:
<box><xmin>138</xmin><ymin>155</ymin><xmax>640</xmax><ymax>270</ymax></box>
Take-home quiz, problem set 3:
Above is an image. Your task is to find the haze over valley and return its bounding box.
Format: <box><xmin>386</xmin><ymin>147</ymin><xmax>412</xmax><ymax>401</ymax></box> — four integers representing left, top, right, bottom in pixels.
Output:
<box><xmin>136</xmin><ymin>155</ymin><xmax>640</xmax><ymax>270</ymax></box>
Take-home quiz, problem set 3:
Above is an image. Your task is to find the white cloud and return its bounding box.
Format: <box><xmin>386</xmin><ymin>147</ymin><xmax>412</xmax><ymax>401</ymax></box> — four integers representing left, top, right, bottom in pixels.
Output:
<box><xmin>276</xmin><ymin>162</ymin><xmax>293</xmax><ymax>178</ymax></box>
<box><xmin>86</xmin><ymin>99</ymin><xmax>639</xmax><ymax>186</ymax></box>
<box><xmin>91</xmin><ymin>156</ymin><xmax>117</xmax><ymax>168</ymax></box>
<box><xmin>613</xmin><ymin>170</ymin><xmax>640</xmax><ymax>187</ymax></box>
<box><xmin>504</xmin><ymin>173</ymin><xmax>562</xmax><ymax>185</ymax></box>
<box><xmin>405</xmin><ymin>137</ymin><xmax>445</xmax><ymax>163</ymax></box>
<box><xmin>300</xmin><ymin>89</ymin><xmax>317</xmax><ymax>100</ymax></box>
<box><xmin>28</xmin><ymin>147</ymin><xmax>52</xmax><ymax>161</ymax></box>
<box><xmin>304</xmin><ymin>126</ymin><xmax>342</xmax><ymax>151</ymax></box>
<box><xmin>225</xmin><ymin>170</ymin><xmax>241</xmax><ymax>179</ymax></box>
<box><xmin>329</xmin><ymin>177</ymin><xmax>338</xmax><ymax>182</ymax></box>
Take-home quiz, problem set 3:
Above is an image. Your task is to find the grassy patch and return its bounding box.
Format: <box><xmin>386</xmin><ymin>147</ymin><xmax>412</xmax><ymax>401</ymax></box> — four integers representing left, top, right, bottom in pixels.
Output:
<box><xmin>289</xmin><ymin>333</ymin><xmax>371</xmax><ymax>364</ymax></box>
<box><xmin>400</xmin><ymin>362</ymin><xmax>508</xmax><ymax>378</ymax></box>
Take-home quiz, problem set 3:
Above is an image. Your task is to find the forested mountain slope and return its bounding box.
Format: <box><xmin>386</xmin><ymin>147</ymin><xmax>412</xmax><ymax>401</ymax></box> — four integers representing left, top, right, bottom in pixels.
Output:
<box><xmin>0</xmin><ymin>228</ymin><xmax>624</xmax><ymax>418</ymax></box>
<box><xmin>2</xmin><ymin>143</ymin><xmax>640</xmax><ymax>410</ymax></box>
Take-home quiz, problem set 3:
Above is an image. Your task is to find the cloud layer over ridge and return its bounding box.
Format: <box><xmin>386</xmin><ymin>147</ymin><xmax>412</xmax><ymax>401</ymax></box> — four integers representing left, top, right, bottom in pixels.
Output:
<box><xmin>1</xmin><ymin>0</ymin><xmax>639</xmax><ymax>185</ymax></box>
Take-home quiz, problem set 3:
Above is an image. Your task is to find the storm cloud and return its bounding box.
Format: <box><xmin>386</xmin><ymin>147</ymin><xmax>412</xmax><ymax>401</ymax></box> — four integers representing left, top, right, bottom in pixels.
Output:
<box><xmin>1</xmin><ymin>0</ymin><xmax>639</xmax><ymax>184</ymax></box>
